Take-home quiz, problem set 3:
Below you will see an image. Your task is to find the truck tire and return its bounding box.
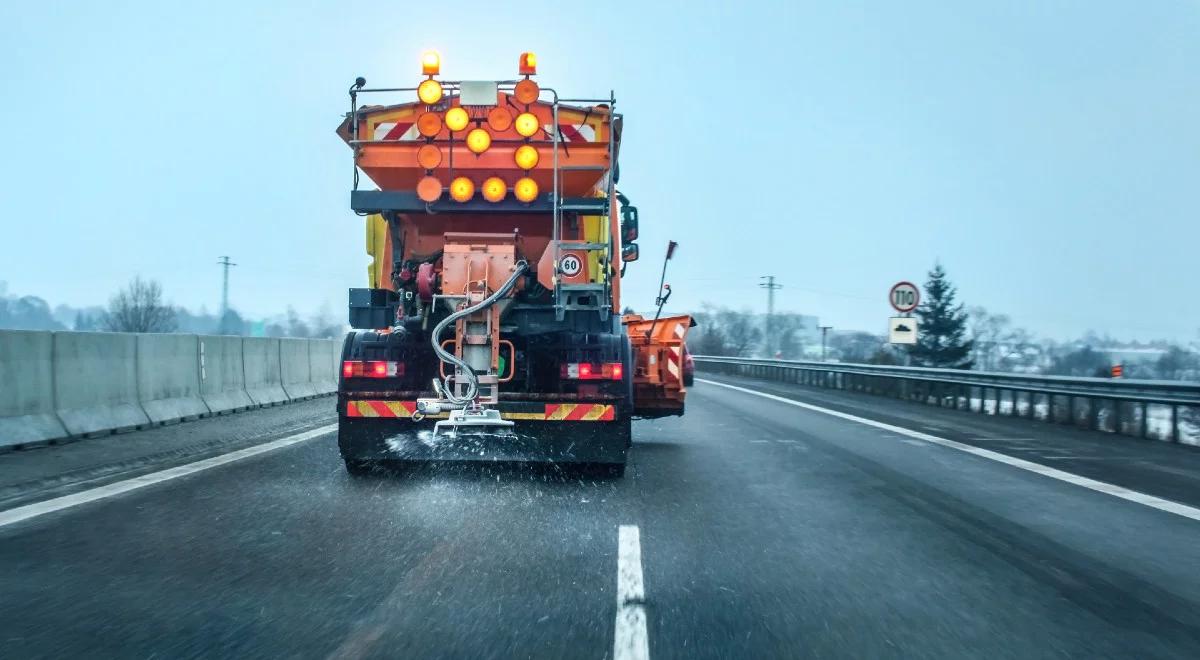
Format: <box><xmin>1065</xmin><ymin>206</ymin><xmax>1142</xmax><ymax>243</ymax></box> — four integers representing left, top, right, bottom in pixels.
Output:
<box><xmin>338</xmin><ymin>418</ymin><xmax>379</xmax><ymax>476</ymax></box>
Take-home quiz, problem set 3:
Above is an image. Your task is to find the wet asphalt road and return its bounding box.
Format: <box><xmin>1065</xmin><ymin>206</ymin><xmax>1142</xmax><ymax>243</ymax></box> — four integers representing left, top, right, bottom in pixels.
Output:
<box><xmin>3</xmin><ymin>375</ymin><xmax>1200</xmax><ymax>658</ymax></box>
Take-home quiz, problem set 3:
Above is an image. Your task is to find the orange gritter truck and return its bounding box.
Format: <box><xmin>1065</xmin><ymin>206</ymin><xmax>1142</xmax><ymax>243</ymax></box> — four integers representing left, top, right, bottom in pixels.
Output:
<box><xmin>334</xmin><ymin>51</ymin><xmax>690</xmax><ymax>476</ymax></box>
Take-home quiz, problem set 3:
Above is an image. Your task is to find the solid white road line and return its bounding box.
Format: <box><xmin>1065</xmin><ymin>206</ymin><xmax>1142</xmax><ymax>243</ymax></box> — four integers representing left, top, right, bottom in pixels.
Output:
<box><xmin>615</xmin><ymin>524</ymin><xmax>650</xmax><ymax>660</ymax></box>
<box><xmin>0</xmin><ymin>424</ymin><xmax>337</xmax><ymax>529</ymax></box>
<box><xmin>698</xmin><ymin>378</ymin><xmax>1200</xmax><ymax>523</ymax></box>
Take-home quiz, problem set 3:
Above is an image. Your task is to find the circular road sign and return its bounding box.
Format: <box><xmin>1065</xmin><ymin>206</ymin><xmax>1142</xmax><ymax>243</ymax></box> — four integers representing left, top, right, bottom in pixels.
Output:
<box><xmin>560</xmin><ymin>253</ymin><xmax>583</xmax><ymax>277</ymax></box>
<box><xmin>889</xmin><ymin>281</ymin><xmax>920</xmax><ymax>313</ymax></box>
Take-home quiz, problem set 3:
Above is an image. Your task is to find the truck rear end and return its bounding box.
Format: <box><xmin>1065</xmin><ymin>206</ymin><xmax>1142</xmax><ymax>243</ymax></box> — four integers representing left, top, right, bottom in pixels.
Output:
<box><xmin>334</xmin><ymin>51</ymin><xmax>690</xmax><ymax>476</ymax></box>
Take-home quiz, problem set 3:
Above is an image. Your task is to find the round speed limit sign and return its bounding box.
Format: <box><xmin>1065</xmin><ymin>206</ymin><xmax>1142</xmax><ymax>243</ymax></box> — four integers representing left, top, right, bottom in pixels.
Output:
<box><xmin>889</xmin><ymin>281</ymin><xmax>920</xmax><ymax>313</ymax></box>
<box><xmin>559</xmin><ymin>254</ymin><xmax>583</xmax><ymax>277</ymax></box>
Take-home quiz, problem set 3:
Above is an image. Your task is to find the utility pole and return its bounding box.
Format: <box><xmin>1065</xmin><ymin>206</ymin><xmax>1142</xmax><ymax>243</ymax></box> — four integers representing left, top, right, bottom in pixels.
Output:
<box><xmin>820</xmin><ymin>325</ymin><xmax>833</xmax><ymax>362</ymax></box>
<box><xmin>217</xmin><ymin>256</ymin><xmax>237</xmax><ymax>323</ymax></box>
<box><xmin>759</xmin><ymin>275</ymin><xmax>782</xmax><ymax>356</ymax></box>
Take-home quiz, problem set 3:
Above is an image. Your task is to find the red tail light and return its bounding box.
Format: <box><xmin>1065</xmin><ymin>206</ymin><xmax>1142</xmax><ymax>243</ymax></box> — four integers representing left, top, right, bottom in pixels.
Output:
<box><xmin>342</xmin><ymin>360</ymin><xmax>404</xmax><ymax>379</ymax></box>
<box><xmin>561</xmin><ymin>362</ymin><xmax>623</xmax><ymax>381</ymax></box>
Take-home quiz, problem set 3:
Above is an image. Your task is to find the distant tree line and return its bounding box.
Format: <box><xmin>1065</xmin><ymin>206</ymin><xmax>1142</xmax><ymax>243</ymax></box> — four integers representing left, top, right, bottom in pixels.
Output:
<box><xmin>0</xmin><ymin>278</ymin><xmax>344</xmax><ymax>339</ymax></box>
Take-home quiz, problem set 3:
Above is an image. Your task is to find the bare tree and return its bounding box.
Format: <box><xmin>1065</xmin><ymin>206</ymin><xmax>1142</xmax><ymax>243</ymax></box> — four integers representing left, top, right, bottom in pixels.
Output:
<box><xmin>102</xmin><ymin>277</ymin><xmax>178</xmax><ymax>333</ymax></box>
<box><xmin>719</xmin><ymin>308</ymin><xmax>762</xmax><ymax>357</ymax></box>
<box><xmin>687</xmin><ymin>304</ymin><xmax>762</xmax><ymax>357</ymax></box>
<box><xmin>773</xmin><ymin>313</ymin><xmax>808</xmax><ymax>359</ymax></box>
<box><xmin>309</xmin><ymin>304</ymin><xmax>344</xmax><ymax>339</ymax></box>
<box><xmin>285</xmin><ymin>306</ymin><xmax>310</xmax><ymax>338</ymax></box>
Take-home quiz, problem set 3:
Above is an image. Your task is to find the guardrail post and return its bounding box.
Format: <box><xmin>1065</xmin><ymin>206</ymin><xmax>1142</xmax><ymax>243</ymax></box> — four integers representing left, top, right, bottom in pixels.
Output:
<box><xmin>1112</xmin><ymin>399</ymin><xmax>1121</xmax><ymax>434</ymax></box>
<box><xmin>1171</xmin><ymin>405</ymin><xmax>1180</xmax><ymax>443</ymax></box>
<box><xmin>1139</xmin><ymin>402</ymin><xmax>1148</xmax><ymax>438</ymax></box>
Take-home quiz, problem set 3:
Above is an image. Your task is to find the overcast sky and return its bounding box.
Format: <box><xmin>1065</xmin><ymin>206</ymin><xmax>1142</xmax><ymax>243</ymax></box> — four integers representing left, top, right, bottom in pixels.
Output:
<box><xmin>1</xmin><ymin>1</ymin><xmax>1197</xmax><ymax>341</ymax></box>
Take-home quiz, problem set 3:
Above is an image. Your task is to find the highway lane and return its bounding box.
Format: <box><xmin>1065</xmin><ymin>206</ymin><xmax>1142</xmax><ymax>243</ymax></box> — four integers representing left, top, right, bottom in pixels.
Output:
<box><xmin>3</xmin><ymin>378</ymin><xmax>1200</xmax><ymax>658</ymax></box>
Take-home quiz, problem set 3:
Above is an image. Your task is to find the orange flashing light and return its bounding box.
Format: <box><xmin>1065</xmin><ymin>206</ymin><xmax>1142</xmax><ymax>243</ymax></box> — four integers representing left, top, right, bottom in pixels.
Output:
<box><xmin>445</xmin><ymin>107</ymin><xmax>470</xmax><ymax>132</ymax></box>
<box><xmin>449</xmin><ymin>177</ymin><xmax>475</xmax><ymax>202</ymax></box>
<box><xmin>417</xmin><ymin>79</ymin><xmax>443</xmax><ymax>105</ymax></box>
<box><xmin>514</xmin><ymin>176</ymin><xmax>539</xmax><ymax>203</ymax></box>
<box><xmin>514</xmin><ymin>145</ymin><xmax>539</xmax><ymax>170</ymax></box>
<box><xmin>487</xmin><ymin>106</ymin><xmax>513</xmax><ymax>132</ymax></box>
<box><xmin>416</xmin><ymin>176</ymin><xmax>443</xmax><ymax>202</ymax></box>
<box><xmin>514</xmin><ymin>79</ymin><xmax>539</xmax><ymax>104</ymax></box>
<box><xmin>519</xmin><ymin>52</ymin><xmax>537</xmax><ymax>75</ymax></box>
<box><xmin>514</xmin><ymin>112</ymin><xmax>539</xmax><ymax>138</ymax></box>
<box><xmin>421</xmin><ymin>50</ymin><xmax>441</xmax><ymax>76</ymax></box>
<box><xmin>481</xmin><ymin>177</ymin><xmax>507</xmax><ymax>202</ymax></box>
<box><xmin>466</xmin><ymin>128</ymin><xmax>491</xmax><ymax>154</ymax></box>
<box><xmin>416</xmin><ymin>112</ymin><xmax>442</xmax><ymax>138</ymax></box>
<box><xmin>417</xmin><ymin>144</ymin><xmax>442</xmax><ymax>169</ymax></box>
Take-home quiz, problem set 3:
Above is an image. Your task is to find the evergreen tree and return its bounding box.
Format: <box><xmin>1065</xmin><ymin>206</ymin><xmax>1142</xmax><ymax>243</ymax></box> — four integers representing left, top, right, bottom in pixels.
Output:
<box><xmin>907</xmin><ymin>263</ymin><xmax>974</xmax><ymax>369</ymax></box>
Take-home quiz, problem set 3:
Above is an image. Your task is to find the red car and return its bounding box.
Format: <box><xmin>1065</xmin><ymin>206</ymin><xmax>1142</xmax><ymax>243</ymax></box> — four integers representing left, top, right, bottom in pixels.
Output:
<box><xmin>683</xmin><ymin>346</ymin><xmax>695</xmax><ymax>386</ymax></box>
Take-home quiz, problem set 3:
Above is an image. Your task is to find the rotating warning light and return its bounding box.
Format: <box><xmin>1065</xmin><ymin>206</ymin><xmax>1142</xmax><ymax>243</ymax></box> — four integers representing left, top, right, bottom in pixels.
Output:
<box><xmin>421</xmin><ymin>50</ymin><xmax>441</xmax><ymax>76</ymax></box>
<box><xmin>514</xmin><ymin>112</ymin><xmax>539</xmax><ymax>138</ymax></box>
<box><xmin>416</xmin><ymin>176</ymin><xmax>443</xmax><ymax>203</ymax></box>
<box><xmin>417</xmin><ymin>79</ymin><xmax>443</xmax><ymax>104</ymax></box>
<box><xmin>514</xmin><ymin>145</ymin><xmax>539</xmax><ymax>170</ymax></box>
<box><xmin>513</xmin><ymin>176</ymin><xmax>539</xmax><ymax>203</ymax></box>
<box><xmin>466</xmin><ymin>128</ymin><xmax>491</xmax><ymax>154</ymax></box>
<box><xmin>519</xmin><ymin>52</ymin><xmax>537</xmax><ymax>75</ymax></box>
<box><xmin>445</xmin><ymin>107</ymin><xmax>470</xmax><ymax>132</ymax></box>
<box><xmin>482</xmin><ymin>177</ymin><xmax>507</xmax><ymax>202</ymax></box>
<box><xmin>514</xmin><ymin>78</ymin><xmax>540</xmax><ymax>105</ymax></box>
<box><xmin>449</xmin><ymin>176</ymin><xmax>475</xmax><ymax>202</ymax></box>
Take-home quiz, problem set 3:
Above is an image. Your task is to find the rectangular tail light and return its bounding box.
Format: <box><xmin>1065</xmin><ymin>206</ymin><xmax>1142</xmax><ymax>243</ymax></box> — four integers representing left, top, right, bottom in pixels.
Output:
<box><xmin>561</xmin><ymin>362</ymin><xmax>623</xmax><ymax>381</ymax></box>
<box><xmin>342</xmin><ymin>360</ymin><xmax>404</xmax><ymax>379</ymax></box>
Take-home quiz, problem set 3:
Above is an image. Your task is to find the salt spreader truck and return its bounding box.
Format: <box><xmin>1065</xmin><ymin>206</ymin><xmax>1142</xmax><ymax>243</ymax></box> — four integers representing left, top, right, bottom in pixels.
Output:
<box><xmin>335</xmin><ymin>51</ymin><xmax>691</xmax><ymax>476</ymax></box>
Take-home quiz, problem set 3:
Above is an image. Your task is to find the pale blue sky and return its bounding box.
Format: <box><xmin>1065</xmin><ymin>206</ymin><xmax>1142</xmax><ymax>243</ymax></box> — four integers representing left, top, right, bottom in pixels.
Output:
<box><xmin>1</xmin><ymin>1</ymin><xmax>1197</xmax><ymax>340</ymax></box>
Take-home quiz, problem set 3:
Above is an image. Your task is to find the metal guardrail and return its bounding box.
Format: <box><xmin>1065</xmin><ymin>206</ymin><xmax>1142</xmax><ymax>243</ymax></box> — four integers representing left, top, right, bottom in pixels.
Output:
<box><xmin>693</xmin><ymin>356</ymin><xmax>1200</xmax><ymax>444</ymax></box>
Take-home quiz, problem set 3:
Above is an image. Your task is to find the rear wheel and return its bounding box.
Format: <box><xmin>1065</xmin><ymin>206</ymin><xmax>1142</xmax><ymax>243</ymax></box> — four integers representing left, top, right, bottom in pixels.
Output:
<box><xmin>338</xmin><ymin>417</ymin><xmax>380</xmax><ymax>476</ymax></box>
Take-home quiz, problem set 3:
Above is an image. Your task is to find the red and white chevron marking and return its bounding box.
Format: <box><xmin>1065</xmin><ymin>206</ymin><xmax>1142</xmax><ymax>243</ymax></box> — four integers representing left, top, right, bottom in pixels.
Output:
<box><xmin>373</xmin><ymin>121</ymin><xmax>419</xmax><ymax>141</ymax></box>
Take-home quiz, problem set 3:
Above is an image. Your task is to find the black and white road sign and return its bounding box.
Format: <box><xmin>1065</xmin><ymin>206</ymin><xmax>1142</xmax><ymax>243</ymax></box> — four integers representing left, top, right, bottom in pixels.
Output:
<box><xmin>888</xmin><ymin>317</ymin><xmax>919</xmax><ymax>344</ymax></box>
<box><xmin>889</xmin><ymin>281</ymin><xmax>920</xmax><ymax>313</ymax></box>
<box><xmin>560</xmin><ymin>254</ymin><xmax>583</xmax><ymax>277</ymax></box>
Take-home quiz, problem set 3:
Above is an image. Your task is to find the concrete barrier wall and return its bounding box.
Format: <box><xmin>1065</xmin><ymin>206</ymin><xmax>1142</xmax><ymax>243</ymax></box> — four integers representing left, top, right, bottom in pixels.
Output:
<box><xmin>0</xmin><ymin>331</ymin><xmax>67</xmax><ymax>448</ymax></box>
<box><xmin>243</xmin><ymin>337</ymin><xmax>288</xmax><ymax>406</ymax></box>
<box><xmin>280</xmin><ymin>338</ymin><xmax>318</xmax><ymax>400</ymax></box>
<box><xmin>136</xmin><ymin>334</ymin><xmax>211</xmax><ymax>424</ymax></box>
<box><xmin>309</xmin><ymin>339</ymin><xmax>337</xmax><ymax>394</ymax></box>
<box><xmin>54</xmin><ymin>332</ymin><xmax>150</xmax><ymax>436</ymax></box>
<box><xmin>199</xmin><ymin>336</ymin><xmax>254</xmax><ymax>413</ymax></box>
<box><xmin>0</xmin><ymin>331</ymin><xmax>338</xmax><ymax>448</ymax></box>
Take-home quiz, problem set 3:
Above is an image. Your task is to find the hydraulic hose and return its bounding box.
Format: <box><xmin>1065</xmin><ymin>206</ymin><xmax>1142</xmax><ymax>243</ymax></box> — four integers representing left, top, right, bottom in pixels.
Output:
<box><xmin>430</xmin><ymin>260</ymin><xmax>529</xmax><ymax>406</ymax></box>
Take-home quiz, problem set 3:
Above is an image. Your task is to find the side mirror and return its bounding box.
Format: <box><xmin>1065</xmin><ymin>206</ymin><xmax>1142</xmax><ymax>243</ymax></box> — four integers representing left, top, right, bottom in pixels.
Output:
<box><xmin>622</xmin><ymin>243</ymin><xmax>639</xmax><ymax>262</ymax></box>
<box><xmin>621</xmin><ymin>205</ymin><xmax>639</xmax><ymax>242</ymax></box>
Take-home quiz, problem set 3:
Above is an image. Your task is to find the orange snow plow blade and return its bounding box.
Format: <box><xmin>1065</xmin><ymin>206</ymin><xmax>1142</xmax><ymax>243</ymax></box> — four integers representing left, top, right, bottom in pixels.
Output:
<box><xmin>624</xmin><ymin>313</ymin><xmax>693</xmax><ymax>417</ymax></box>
